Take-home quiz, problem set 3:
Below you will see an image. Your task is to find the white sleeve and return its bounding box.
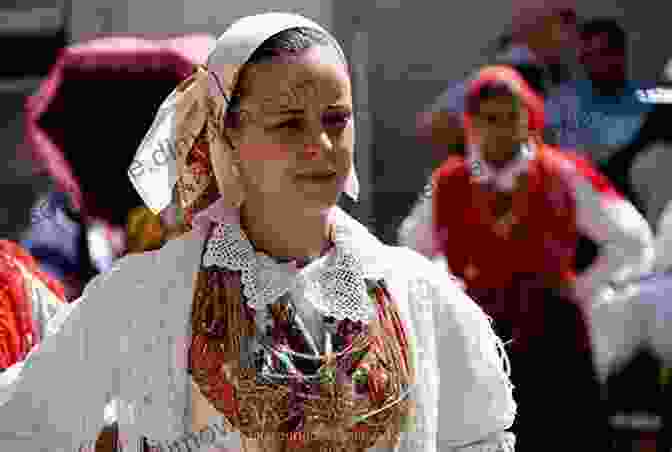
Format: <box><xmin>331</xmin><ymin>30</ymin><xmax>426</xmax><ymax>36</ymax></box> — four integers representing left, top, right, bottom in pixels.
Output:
<box><xmin>420</xmin><ymin>254</ymin><xmax>517</xmax><ymax>450</ymax></box>
<box><xmin>0</xmin><ymin>266</ymin><xmax>124</xmax><ymax>452</ymax></box>
<box><xmin>385</xmin><ymin>254</ymin><xmax>438</xmax><ymax>452</ymax></box>
<box><xmin>655</xmin><ymin>200</ymin><xmax>672</xmax><ymax>273</ymax></box>
<box><xmin>397</xmin><ymin>186</ymin><xmax>437</xmax><ymax>259</ymax></box>
<box><xmin>561</xmin><ymin>157</ymin><xmax>655</xmax><ymax>302</ymax></box>
<box><xmin>15</xmin><ymin>261</ymin><xmax>68</xmax><ymax>343</ymax></box>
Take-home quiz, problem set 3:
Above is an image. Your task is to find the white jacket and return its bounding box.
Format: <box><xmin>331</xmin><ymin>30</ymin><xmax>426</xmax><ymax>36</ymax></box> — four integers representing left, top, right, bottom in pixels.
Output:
<box><xmin>0</xmin><ymin>208</ymin><xmax>516</xmax><ymax>452</ymax></box>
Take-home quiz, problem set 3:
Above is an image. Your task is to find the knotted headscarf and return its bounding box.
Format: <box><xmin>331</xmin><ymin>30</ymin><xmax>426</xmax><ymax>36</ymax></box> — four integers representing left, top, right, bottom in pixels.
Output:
<box><xmin>128</xmin><ymin>13</ymin><xmax>360</xmax><ymax>229</ymax></box>
<box><xmin>463</xmin><ymin>65</ymin><xmax>546</xmax><ymax>143</ymax></box>
<box><xmin>461</xmin><ymin>65</ymin><xmax>546</xmax><ymax>191</ymax></box>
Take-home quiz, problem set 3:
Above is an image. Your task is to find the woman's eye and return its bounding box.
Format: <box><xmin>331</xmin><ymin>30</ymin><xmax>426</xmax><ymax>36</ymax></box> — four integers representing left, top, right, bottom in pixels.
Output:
<box><xmin>275</xmin><ymin>118</ymin><xmax>303</xmax><ymax>130</ymax></box>
<box><xmin>322</xmin><ymin>112</ymin><xmax>352</xmax><ymax>128</ymax></box>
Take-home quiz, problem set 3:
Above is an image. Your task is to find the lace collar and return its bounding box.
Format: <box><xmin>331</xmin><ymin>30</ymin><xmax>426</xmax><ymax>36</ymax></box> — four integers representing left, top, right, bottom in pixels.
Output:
<box><xmin>467</xmin><ymin>141</ymin><xmax>536</xmax><ymax>192</ymax></box>
<box><xmin>196</xmin><ymin>198</ymin><xmax>386</xmax><ymax>323</ymax></box>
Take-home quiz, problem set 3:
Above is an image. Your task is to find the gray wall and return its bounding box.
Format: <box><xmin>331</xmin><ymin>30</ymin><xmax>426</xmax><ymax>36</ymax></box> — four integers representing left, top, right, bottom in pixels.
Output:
<box><xmin>0</xmin><ymin>2</ymin><xmax>66</xmax><ymax>237</ymax></box>
<box><xmin>69</xmin><ymin>0</ymin><xmax>333</xmax><ymax>42</ymax></box>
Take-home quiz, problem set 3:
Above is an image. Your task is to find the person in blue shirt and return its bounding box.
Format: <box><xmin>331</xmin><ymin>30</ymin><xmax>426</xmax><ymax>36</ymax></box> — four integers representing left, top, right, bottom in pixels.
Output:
<box><xmin>545</xmin><ymin>18</ymin><xmax>654</xmax><ymax>159</ymax></box>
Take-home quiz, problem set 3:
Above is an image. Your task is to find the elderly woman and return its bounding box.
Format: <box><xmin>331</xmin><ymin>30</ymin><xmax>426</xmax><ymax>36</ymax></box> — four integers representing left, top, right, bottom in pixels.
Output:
<box><xmin>0</xmin><ymin>13</ymin><xmax>516</xmax><ymax>452</ymax></box>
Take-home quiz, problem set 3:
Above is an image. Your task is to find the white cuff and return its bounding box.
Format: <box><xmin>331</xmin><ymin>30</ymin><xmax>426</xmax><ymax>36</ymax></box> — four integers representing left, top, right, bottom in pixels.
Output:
<box><xmin>450</xmin><ymin>432</ymin><xmax>516</xmax><ymax>451</ymax></box>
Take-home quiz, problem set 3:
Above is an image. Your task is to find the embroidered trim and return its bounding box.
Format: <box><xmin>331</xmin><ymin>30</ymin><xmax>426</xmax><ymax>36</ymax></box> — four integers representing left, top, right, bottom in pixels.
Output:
<box><xmin>454</xmin><ymin>432</ymin><xmax>516</xmax><ymax>451</ymax></box>
<box><xmin>201</xmin><ymin>211</ymin><xmax>376</xmax><ymax>323</ymax></box>
<box><xmin>142</xmin><ymin>421</ymin><xmax>228</xmax><ymax>451</ymax></box>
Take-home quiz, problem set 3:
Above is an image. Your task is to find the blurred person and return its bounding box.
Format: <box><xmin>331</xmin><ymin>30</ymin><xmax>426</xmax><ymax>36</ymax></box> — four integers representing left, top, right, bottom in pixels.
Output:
<box><xmin>20</xmin><ymin>33</ymin><xmax>216</xmax><ymax>300</ymax></box>
<box><xmin>545</xmin><ymin>19</ymin><xmax>657</xmax><ymax>284</ymax></box>
<box><xmin>404</xmin><ymin>1</ymin><xmax>580</xmax><ymax>259</ymax></box>
<box><xmin>0</xmin><ymin>115</ymin><xmax>115</xmax><ymax>450</ymax></box>
<box><xmin>574</xmin><ymin>55</ymin><xmax>672</xmax><ymax>445</ymax></box>
<box><xmin>0</xmin><ymin>240</ymin><xmax>66</xmax><ymax>372</ymax></box>
<box><xmin>430</xmin><ymin>65</ymin><xmax>653</xmax><ymax>451</ymax></box>
<box><xmin>588</xmin><ymin>232</ymin><xmax>672</xmax><ymax>452</ymax></box>
<box><xmin>586</xmin><ymin>58</ymin><xmax>672</xmax><ymax>447</ymax></box>
<box><xmin>655</xmin><ymin>199</ymin><xmax>672</xmax><ymax>451</ymax></box>
<box><xmin>0</xmin><ymin>236</ymin><xmax>122</xmax><ymax>452</ymax></box>
<box><xmin>546</xmin><ymin>19</ymin><xmax>653</xmax><ymax>160</ymax></box>
<box><xmin>0</xmin><ymin>13</ymin><xmax>517</xmax><ymax>452</ymax></box>
<box><xmin>416</xmin><ymin>0</ymin><xmax>579</xmax><ymax>160</ymax></box>
<box><xmin>626</xmin><ymin>60</ymin><xmax>672</xmax><ymax>228</ymax></box>
<box><xmin>400</xmin><ymin>61</ymin><xmax>551</xmax><ymax>259</ymax></box>
<box><xmin>0</xmin><ymin>152</ymin><xmax>50</xmax><ymax>243</ymax></box>
<box><xmin>654</xmin><ymin>199</ymin><xmax>672</xmax><ymax>274</ymax></box>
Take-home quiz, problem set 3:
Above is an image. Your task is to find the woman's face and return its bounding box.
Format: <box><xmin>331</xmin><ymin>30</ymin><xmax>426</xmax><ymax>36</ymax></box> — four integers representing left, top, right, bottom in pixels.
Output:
<box><xmin>471</xmin><ymin>93</ymin><xmax>529</xmax><ymax>166</ymax></box>
<box><xmin>228</xmin><ymin>44</ymin><xmax>353</xmax><ymax>213</ymax></box>
<box><xmin>534</xmin><ymin>9</ymin><xmax>579</xmax><ymax>65</ymax></box>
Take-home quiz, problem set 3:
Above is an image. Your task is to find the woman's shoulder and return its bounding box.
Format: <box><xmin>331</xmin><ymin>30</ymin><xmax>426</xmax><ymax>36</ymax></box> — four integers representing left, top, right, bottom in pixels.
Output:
<box><xmin>384</xmin><ymin>245</ymin><xmax>460</xmax><ymax>297</ymax></box>
<box><xmin>114</xmin><ymin>230</ymin><xmax>201</xmax><ymax>279</ymax></box>
<box><xmin>384</xmin><ymin>246</ymin><xmax>498</xmax><ymax>352</ymax></box>
<box><xmin>78</xmin><ymin>230</ymin><xmax>203</xmax><ymax>314</ymax></box>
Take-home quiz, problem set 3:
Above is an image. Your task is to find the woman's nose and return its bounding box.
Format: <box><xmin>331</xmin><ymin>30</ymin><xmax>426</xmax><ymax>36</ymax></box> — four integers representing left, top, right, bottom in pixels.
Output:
<box><xmin>302</xmin><ymin>129</ymin><xmax>333</xmax><ymax>160</ymax></box>
<box><xmin>303</xmin><ymin>143</ymin><xmax>321</xmax><ymax>159</ymax></box>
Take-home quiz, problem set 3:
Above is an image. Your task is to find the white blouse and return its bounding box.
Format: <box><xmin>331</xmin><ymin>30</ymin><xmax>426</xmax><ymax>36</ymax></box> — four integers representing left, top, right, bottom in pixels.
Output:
<box><xmin>0</xmin><ymin>208</ymin><xmax>516</xmax><ymax>452</ymax></box>
<box><xmin>655</xmin><ymin>200</ymin><xmax>672</xmax><ymax>273</ymax></box>
<box><xmin>630</xmin><ymin>141</ymin><xmax>672</xmax><ymax>231</ymax></box>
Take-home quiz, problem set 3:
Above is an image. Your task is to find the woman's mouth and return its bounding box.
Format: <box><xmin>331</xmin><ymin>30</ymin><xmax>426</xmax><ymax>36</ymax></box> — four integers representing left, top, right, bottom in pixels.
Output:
<box><xmin>295</xmin><ymin>172</ymin><xmax>338</xmax><ymax>182</ymax></box>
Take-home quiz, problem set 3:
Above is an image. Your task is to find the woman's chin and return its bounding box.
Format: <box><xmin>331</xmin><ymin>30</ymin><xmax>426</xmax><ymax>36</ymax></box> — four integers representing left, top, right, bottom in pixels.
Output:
<box><xmin>296</xmin><ymin>190</ymin><xmax>342</xmax><ymax>213</ymax></box>
<box><xmin>302</xmin><ymin>194</ymin><xmax>341</xmax><ymax>212</ymax></box>
<box><xmin>292</xmin><ymin>179</ymin><xmax>341</xmax><ymax>206</ymax></box>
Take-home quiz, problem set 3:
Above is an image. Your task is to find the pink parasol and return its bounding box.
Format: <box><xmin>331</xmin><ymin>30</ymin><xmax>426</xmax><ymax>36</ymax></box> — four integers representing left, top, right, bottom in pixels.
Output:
<box><xmin>24</xmin><ymin>34</ymin><xmax>216</xmax><ymax>227</ymax></box>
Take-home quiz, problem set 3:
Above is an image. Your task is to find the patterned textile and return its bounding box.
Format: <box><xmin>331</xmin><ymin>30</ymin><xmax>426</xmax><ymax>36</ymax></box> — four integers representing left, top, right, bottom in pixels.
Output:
<box><xmin>189</xmin><ymin>260</ymin><xmax>413</xmax><ymax>451</ymax></box>
<box><xmin>0</xmin><ymin>240</ymin><xmax>65</xmax><ymax>369</ymax></box>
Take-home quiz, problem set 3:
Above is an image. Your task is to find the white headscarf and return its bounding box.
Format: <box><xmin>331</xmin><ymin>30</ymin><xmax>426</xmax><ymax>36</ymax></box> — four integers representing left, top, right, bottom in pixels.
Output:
<box><xmin>128</xmin><ymin>12</ymin><xmax>359</xmax><ymax>219</ymax></box>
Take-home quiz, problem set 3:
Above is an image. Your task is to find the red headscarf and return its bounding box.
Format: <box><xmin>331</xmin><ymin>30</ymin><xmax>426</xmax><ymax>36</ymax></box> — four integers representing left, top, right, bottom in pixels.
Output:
<box><xmin>0</xmin><ymin>240</ymin><xmax>66</xmax><ymax>368</ymax></box>
<box><xmin>462</xmin><ymin>65</ymin><xmax>545</xmax><ymax>145</ymax></box>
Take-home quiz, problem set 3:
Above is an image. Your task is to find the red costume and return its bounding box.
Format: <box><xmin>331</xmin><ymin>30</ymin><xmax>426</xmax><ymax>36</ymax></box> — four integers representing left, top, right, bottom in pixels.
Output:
<box><xmin>0</xmin><ymin>240</ymin><xmax>66</xmax><ymax>370</ymax></box>
<box><xmin>432</xmin><ymin>66</ymin><xmax>652</xmax><ymax>346</ymax></box>
<box><xmin>433</xmin><ymin>145</ymin><xmax>623</xmax><ymax>347</ymax></box>
<box><xmin>431</xmin><ymin>66</ymin><xmax>654</xmax><ymax>452</ymax></box>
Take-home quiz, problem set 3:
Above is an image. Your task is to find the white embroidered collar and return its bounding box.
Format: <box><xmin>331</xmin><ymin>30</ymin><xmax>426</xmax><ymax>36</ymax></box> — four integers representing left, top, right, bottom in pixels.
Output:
<box><xmin>467</xmin><ymin>141</ymin><xmax>536</xmax><ymax>191</ymax></box>
<box><xmin>199</xmin><ymin>202</ymin><xmax>384</xmax><ymax>323</ymax></box>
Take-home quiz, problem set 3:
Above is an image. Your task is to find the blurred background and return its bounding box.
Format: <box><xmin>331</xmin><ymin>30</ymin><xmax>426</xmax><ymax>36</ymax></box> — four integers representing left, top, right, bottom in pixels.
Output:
<box><xmin>2</xmin><ymin>0</ymin><xmax>670</xmax><ymax>240</ymax></box>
